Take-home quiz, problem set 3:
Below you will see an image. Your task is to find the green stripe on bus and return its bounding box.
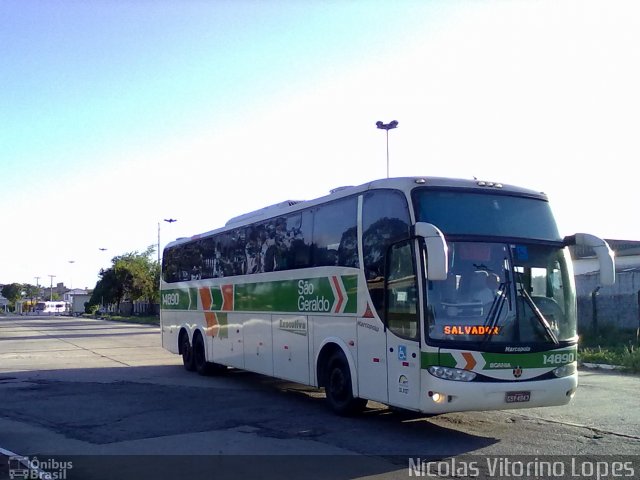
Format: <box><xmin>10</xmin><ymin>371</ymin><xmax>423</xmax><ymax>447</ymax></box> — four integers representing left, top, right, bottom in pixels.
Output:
<box><xmin>342</xmin><ymin>275</ymin><xmax>358</xmax><ymax>313</ymax></box>
<box><xmin>217</xmin><ymin>312</ymin><xmax>228</xmax><ymax>339</ymax></box>
<box><xmin>480</xmin><ymin>347</ymin><xmax>577</xmax><ymax>369</ymax></box>
<box><xmin>162</xmin><ymin>275</ymin><xmax>358</xmax><ymax>315</ymax></box>
<box><xmin>421</xmin><ymin>346</ymin><xmax>578</xmax><ymax>370</ymax></box>
<box><xmin>421</xmin><ymin>352</ymin><xmax>456</xmax><ymax>368</ymax></box>
<box><xmin>234</xmin><ymin>276</ymin><xmax>357</xmax><ymax>314</ymax></box>
<box><xmin>161</xmin><ymin>289</ymin><xmax>198</xmax><ymax>310</ymax></box>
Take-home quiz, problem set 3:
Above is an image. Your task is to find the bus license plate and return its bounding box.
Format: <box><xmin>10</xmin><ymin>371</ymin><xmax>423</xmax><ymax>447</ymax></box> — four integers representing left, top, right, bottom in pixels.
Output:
<box><xmin>505</xmin><ymin>391</ymin><xmax>530</xmax><ymax>403</ymax></box>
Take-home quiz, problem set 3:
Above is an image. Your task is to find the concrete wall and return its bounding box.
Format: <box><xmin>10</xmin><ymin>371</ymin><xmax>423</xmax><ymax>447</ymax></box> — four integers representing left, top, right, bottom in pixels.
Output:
<box><xmin>575</xmin><ymin>270</ymin><xmax>640</xmax><ymax>330</ymax></box>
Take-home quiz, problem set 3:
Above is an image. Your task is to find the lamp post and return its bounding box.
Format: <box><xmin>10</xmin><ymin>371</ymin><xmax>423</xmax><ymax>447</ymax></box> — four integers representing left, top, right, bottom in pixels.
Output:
<box><xmin>97</xmin><ymin>248</ymin><xmax>109</xmax><ymax>278</ymax></box>
<box><xmin>376</xmin><ymin>120</ymin><xmax>398</xmax><ymax>178</ymax></box>
<box><xmin>158</xmin><ymin>218</ymin><xmax>177</xmax><ymax>265</ymax></box>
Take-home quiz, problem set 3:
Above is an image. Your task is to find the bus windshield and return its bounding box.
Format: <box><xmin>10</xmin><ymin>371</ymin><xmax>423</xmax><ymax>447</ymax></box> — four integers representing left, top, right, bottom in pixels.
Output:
<box><xmin>413</xmin><ymin>189</ymin><xmax>561</xmax><ymax>241</ymax></box>
<box><xmin>426</xmin><ymin>241</ymin><xmax>577</xmax><ymax>347</ymax></box>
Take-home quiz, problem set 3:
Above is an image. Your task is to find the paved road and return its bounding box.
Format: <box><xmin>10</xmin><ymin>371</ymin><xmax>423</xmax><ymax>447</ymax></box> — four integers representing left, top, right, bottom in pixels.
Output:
<box><xmin>0</xmin><ymin>315</ymin><xmax>638</xmax><ymax>479</ymax></box>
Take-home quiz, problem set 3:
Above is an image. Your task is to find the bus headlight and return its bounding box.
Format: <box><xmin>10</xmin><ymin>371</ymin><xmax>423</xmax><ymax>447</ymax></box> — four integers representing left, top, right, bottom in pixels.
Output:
<box><xmin>428</xmin><ymin>366</ymin><xmax>476</xmax><ymax>382</ymax></box>
<box><xmin>553</xmin><ymin>362</ymin><xmax>577</xmax><ymax>378</ymax></box>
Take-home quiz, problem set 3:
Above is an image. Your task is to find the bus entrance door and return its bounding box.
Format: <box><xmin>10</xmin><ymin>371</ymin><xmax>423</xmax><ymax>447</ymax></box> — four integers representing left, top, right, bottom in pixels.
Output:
<box><xmin>356</xmin><ymin>314</ymin><xmax>388</xmax><ymax>403</ymax></box>
<box><xmin>384</xmin><ymin>240</ymin><xmax>422</xmax><ymax>410</ymax></box>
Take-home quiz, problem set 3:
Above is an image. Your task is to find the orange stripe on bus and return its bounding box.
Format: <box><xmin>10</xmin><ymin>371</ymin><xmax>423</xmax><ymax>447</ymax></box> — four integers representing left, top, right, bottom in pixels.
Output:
<box><xmin>199</xmin><ymin>287</ymin><xmax>213</xmax><ymax>310</ymax></box>
<box><xmin>462</xmin><ymin>352</ymin><xmax>477</xmax><ymax>370</ymax></box>
<box><xmin>204</xmin><ymin>312</ymin><xmax>219</xmax><ymax>337</ymax></box>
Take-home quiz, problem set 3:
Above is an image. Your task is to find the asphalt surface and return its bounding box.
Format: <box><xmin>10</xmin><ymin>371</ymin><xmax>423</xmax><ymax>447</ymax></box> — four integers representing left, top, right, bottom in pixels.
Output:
<box><xmin>0</xmin><ymin>315</ymin><xmax>638</xmax><ymax>480</ymax></box>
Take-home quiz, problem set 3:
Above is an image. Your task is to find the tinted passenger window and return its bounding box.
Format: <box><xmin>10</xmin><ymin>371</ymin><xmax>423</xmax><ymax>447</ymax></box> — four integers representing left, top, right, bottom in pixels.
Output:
<box><xmin>280</xmin><ymin>211</ymin><xmax>313</xmax><ymax>270</ymax></box>
<box><xmin>312</xmin><ymin>197</ymin><xmax>358</xmax><ymax>268</ymax></box>
<box><xmin>200</xmin><ymin>237</ymin><xmax>224</xmax><ymax>279</ymax></box>
<box><xmin>163</xmin><ymin>199</ymin><xmax>355</xmax><ymax>283</ymax></box>
<box><xmin>162</xmin><ymin>247</ymin><xmax>179</xmax><ymax>282</ymax></box>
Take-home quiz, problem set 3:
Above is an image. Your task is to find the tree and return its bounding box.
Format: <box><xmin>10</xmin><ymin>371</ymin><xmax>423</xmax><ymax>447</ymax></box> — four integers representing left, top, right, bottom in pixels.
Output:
<box><xmin>22</xmin><ymin>283</ymin><xmax>40</xmax><ymax>312</ymax></box>
<box><xmin>1</xmin><ymin>283</ymin><xmax>23</xmax><ymax>307</ymax></box>
<box><xmin>90</xmin><ymin>267</ymin><xmax>123</xmax><ymax>310</ymax></box>
<box><xmin>114</xmin><ymin>245</ymin><xmax>159</xmax><ymax>304</ymax></box>
<box><xmin>23</xmin><ymin>284</ymin><xmax>40</xmax><ymax>301</ymax></box>
<box><xmin>89</xmin><ymin>245</ymin><xmax>159</xmax><ymax>312</ymax></box>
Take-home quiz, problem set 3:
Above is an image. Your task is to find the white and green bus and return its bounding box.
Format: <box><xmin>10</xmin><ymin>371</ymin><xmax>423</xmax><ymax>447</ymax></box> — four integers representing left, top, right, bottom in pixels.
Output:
<box><xmin>160</xmin><ymin>176</ymin><xmax>614</xmax><ymax>415</ymax></box>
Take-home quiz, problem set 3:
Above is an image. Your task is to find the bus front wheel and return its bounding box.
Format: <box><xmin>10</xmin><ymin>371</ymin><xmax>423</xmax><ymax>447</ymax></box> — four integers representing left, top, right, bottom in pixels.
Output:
<box><xmin>325</xmin><ymin>352</ymin><xmax>367</xmax><ymax>416</ymax></box>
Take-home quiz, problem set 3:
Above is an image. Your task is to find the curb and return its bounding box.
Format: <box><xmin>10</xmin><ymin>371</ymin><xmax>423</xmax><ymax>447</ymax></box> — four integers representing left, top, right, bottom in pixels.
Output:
<box><xmin>579</xmin><ymin>361</ymin><xmax>625</xmax><ymax>371</ymax></box>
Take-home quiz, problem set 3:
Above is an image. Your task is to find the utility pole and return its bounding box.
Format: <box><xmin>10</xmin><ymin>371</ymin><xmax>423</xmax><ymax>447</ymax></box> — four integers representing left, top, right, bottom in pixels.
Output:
<box><xmin>34</xmin><ymin>276</ymin><xmax>41</xmax><ymax>312</ymax></box>
<box><xmin>48</xmin><ymin>274</ymin><xmax>56</xmax><ymax>301</ymax></box>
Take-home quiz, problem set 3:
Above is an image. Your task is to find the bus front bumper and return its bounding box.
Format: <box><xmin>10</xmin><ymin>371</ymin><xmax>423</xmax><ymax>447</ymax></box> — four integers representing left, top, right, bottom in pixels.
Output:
<box><xmin>418</xmin><ymin>371</ymin><xmax>578</xmax><ymax>414</ymax></box>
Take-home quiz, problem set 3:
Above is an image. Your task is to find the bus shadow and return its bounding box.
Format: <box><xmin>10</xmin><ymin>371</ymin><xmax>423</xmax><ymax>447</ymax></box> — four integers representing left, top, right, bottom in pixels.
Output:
<box><xmin>199</xmin><ymin>368</ymin><xmax>499</xmax><ymax>457</ymax></box>
<box><xmin>0</xmin><ymin>365</ymin><xmax>499</xmax><ymax>479</ymax></box>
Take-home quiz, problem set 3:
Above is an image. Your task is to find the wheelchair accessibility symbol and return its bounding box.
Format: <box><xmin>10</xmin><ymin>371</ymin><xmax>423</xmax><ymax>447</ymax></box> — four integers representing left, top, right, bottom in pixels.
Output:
<box><xmin>398</xmin><ymin>345</ymin><xmax>407</xmax><ymax>361</ymax></box>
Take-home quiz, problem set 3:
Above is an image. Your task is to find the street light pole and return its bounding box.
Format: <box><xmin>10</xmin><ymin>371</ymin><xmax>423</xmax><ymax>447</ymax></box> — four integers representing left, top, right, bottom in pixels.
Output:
<box><xmin>376</xmin><ymin>120</ymin><xmax>399</xmax><ymax>178</ymax></box>
<box><xmin>68</xmin><ymin>260</ymin><xmax>75</xmax><ymax>290</ymax></box>
<box><xmin>158</xmin><ymin>218</ymin><xmax>177</xmax><ymax>265</ymax></box>
<box><xmin>98</xmin><ymin>248</ymin><xmax>108</xmax><ymax>276</ymax></box>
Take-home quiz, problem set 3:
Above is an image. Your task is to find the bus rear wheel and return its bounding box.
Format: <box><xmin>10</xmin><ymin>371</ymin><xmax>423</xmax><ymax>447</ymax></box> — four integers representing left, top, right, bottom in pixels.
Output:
<box><xmin>193</xmin><ymin>332</ymin><xmax>227</xmax><ymax>376</ymax></box>
<box><xmin>325</xmin><ymin>352</ymin><xmax>367</xmax><ymax>416</ymax></box>
<box><xmin>180</xmin><ymin>331</ymin><xmax>196</xmax><ymax>372</ymax></box>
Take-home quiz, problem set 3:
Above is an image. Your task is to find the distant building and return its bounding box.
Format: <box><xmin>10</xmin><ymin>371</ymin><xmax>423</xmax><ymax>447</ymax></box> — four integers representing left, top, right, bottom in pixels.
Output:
<box><xmin>63</xmin><ymin>288</ymin><xmax>90</xmax><ymax>304</ymax></box>
<box><xmin>571</xmin><ymin>239</ymin><xmax>640</xmax><ymax>331</ymax></box>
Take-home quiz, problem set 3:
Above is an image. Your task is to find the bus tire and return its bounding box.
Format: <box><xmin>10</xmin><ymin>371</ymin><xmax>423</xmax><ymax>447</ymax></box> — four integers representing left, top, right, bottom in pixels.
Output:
<box><xmin>193</xmin><ymin>332</ymin><xmax>227</xmax><ymax>376</ymax></box>
<box><xmin>325</xmin><ymin>352</ymin><xmax>367</xmax><ymax>416</ymax></box>
<box><xmin>180</xmin><ymin>331</ymin><xmax>196</xmax><ymax>372</ymax></box>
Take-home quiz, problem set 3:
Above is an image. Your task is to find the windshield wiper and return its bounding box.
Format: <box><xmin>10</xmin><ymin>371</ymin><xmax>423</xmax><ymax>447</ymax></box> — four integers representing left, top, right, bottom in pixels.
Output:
<box><xmin>518</xmin><ymin>286</ymin><xmax>559</xmax><ymax>345</ymax></box>
<box><xmin>482</xmin><ymin>280</ymin><xmax>510</xmax><ymax>343</ymax></box>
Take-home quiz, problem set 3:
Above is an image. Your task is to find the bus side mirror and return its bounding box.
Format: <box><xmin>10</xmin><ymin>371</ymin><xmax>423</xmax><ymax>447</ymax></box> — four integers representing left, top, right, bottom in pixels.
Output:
<box><xmin>413</xmin><ymin>222</ymin><xmax>448</xmax><ymax>281</ymax></box>
<box><xmin>565</xmin><ymin>233</ymin><xmax>615</xmax><ymax>286</ymax></box>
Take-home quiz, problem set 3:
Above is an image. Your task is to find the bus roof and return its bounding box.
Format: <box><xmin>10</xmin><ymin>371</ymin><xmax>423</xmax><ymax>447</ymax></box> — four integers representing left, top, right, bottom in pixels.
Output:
<box><xmin>165</xmin><ymin>176</ymin><xmax>548</xmax><ymax>249</ymax></box>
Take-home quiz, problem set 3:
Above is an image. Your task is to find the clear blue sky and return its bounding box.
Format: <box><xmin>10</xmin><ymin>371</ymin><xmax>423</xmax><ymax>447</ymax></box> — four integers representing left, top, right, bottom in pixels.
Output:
<box><xmin>1</xmin><ymin>0</ymin><xmax>639</xmax><ymax>289</ymax></box>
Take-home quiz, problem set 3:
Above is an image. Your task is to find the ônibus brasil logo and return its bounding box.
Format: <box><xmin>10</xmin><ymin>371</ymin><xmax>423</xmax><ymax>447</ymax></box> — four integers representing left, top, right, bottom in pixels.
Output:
<box><xmin>8</xmin><ymin>455</ymin><xmax>73</xmax><ymax>479</ymax></box>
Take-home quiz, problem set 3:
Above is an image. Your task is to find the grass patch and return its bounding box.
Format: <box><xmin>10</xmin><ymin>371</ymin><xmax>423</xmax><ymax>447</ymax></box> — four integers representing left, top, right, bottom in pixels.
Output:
<box><xmin>89</xmin><ymin>314</ymin><xmax>159</xmax><ymax>326</ymax></box>
<box><xmin>578</xmin><ymin>327</ymin><xmax>640</xmax><ymax>373</ymax></box>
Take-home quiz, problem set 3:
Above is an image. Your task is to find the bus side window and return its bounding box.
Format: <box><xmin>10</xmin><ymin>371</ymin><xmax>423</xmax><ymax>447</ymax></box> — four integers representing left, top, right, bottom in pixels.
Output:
<box><xmin>162</xmin><ymin>247</ymin><xmax>179</xmax><ymax>283</ymax></box>
<box><xmin>312</xmin><ymin>197</ymin><xmax>358</xmax><ymax>268</ymax></box>
<box><xmin>287</xmin><ymin>211</ymin><xmax>312</xmax><ymax>269</ymax></box>
<box><xmin>200</xmin><ymin>237</ymin><xmax>217</xmax><ymax>279</ymax></box>
<box><xmin>385</xmin><ymin>240</ymin><xmax>418</xmax><ymax>339</ymax></box>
